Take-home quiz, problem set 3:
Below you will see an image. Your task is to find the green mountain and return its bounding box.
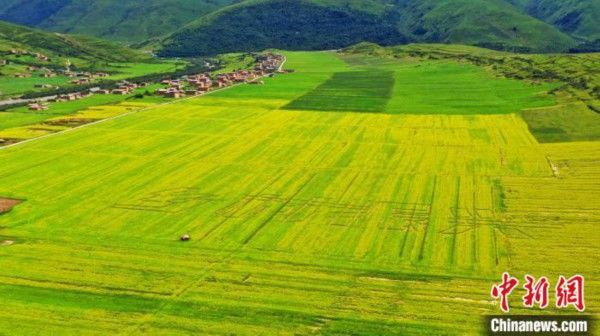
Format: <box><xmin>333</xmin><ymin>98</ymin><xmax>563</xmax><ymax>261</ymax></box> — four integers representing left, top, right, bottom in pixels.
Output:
<box><xmin>2</xmin><ymin>0</ymin><xmax>597</xmax><ymax>56</ymax></box>
<box><xmin>158</xmin><ymin>0</ymin><xmax>577</xmax><ymax>56</ymax></box>
<box><xmin>504</xmin><ymin>0</ymin><xmax>600</xmax><ymax>42</ymax></box>
<box><xmin>0</xmin><ymin>0</ymin><xmax>238</xmax><ymax>43</ymax></box>
<box><xmin>390</xmin><ymin>0</ymin><xmax>576</xmax><ymax>52</ymax></box>
<box><xmin>159</xmin><ymin>0</ymin><xmax>409</xmax><ymax>57</ymax></box>
<box><xmin>0</xmin><ymin>20</ymin><xmax>149</xmax><ymax>63</ymax></box>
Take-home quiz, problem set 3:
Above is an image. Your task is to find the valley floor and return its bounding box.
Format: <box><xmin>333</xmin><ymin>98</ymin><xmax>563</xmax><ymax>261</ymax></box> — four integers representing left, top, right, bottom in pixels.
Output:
<box><xmin>0</xmin><ymin>51</ymin><xmax>598</xmax><ymax>335</ymax></box>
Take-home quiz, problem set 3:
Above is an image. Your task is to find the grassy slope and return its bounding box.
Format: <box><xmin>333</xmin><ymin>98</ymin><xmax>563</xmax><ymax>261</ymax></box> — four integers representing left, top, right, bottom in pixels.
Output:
<box><xmin>394</xmin><ymin>0</ymin><xmax>575</xmax><ymax>52</ymax></box>
<box><xmin>159</xmin><ymin>0</ymin><xmax>576</xmax><ymax>56</ymax></box>
<box><xmin>0</xmin><ymin>0</ymin><xmax>238</xmax><ymax>43</ymax></box>
<box><xmin>2</xmin><ymin>0</ymin><xmax>591</xmax><ymax>52</ymax></box>
<box><xmin>159</xmin><ymin>0</ymin><xmax>408</xmax><ymax>56</ymax></box>
<box><xmin>0</xmin><ymin>20</ymin><xmax>149</xmax><ymax>62</ymax></box>
<box><xmin>505</xmin><ymin>0</ymin><xmax>600</xmax><ymax>41</ymax></box>
<box><xmin>0</xmin><ymin>20</ymin><xmax>183</xmax><ymax>98</ymax></box>
<box><xmin>0</xmin><ymin>50</ymin><xmax>598</xmax><ymax>334</ymax></box>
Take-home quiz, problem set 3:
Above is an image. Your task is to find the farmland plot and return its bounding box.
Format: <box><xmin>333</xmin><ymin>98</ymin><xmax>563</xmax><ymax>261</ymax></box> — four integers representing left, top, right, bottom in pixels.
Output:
<box><xmin>0</xmin><ymin>51</ymin><xmax>597</xmax><ymax>335</ymax></box>
<box><xmin>284</xmin><ymin>70</ymin><xmax>394</xmax><ymax>112</ymax></box>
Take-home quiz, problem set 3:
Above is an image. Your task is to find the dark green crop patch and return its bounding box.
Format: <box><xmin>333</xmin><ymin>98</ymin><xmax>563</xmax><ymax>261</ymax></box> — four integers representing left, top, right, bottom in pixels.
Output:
<box><xmin>283</xmin><ymin>70</ymin><xmax>394</xmax><ymax>113</ymax></box>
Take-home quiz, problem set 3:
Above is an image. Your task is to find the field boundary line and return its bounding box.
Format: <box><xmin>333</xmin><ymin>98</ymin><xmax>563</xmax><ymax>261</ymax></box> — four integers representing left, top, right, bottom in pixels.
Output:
<box><xmin>0</xmin><ymin>56</ymin><xmax>287</xmax><ymax>151</ymax></box>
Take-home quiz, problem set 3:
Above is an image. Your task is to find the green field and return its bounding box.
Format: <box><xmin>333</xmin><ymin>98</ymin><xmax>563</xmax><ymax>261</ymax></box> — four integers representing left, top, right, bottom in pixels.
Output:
<box><xmin>0</xmin><ymin>84</ymin><xmax>166</xmax><ymax>143</ymax></box>
<box><xmin>285</xmin><ymin>59</ymin><xmax>555</xmax><ymax>114</ymax></box>
<box><xmin>284</xmin><ymin>70</ymin><xmax>394</xmax><ymax>112</ymax></box>
<box><xmin>0</xmin><ymin>51</ymin><xmax>598</xmax><ymax>335</ymax></box>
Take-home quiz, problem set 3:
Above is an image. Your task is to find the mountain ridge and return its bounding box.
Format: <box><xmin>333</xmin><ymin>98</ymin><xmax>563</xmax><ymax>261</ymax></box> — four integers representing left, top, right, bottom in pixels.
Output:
<box><xmin>0</xmin><ymin>0</ymin><xmax>598</xmax><ymax>55</ymax></box>
<box><xmin>158</xmin><ymin>0</ymin><xmax>578</xmax><ymax>56</ymax></box>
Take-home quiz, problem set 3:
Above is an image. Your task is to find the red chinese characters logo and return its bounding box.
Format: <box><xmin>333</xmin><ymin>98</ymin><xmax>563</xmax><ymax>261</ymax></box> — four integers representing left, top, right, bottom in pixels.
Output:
<box><xmin>523</xmin><ymin>275</ymin><xmax>549</xmax><ymax>309</ymax></box>
<box><xmin>491</xmin><ymin>272</ymin><xmax>519</xmax><ymax>312</ymax></box>
<box><xmin>491</xmin><ymin>273</ymin><xmax>585</xmax><ymax>313</ymax></box>
<box><xmin>556</xmin><ymin>275</ymin><xmax>585</xmax><ymax>312</ymax></box>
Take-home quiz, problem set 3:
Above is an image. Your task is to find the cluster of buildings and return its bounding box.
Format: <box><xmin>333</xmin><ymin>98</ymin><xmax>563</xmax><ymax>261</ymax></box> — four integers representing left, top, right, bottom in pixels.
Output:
<box><xmin>155</xmin><ymin>74</ymin><xmax>213</xmax><ymax>98</ymax></box>
<box><xmin>9</xmin><ymin>49</ymin><xmax>50</xmax><ymax>61</ymax></box>
<box><xmin>153</xmin><ymin>53</ymin><xmax>285</xmax><ymax>99</ymax></box>
<box><xmin>25</xmin><ymin>80</ymin><xmax>147</xmax><ymax>111</ymax></box>
<box><xmin>49</xmin><ymin>92</ymin><xmax>91</xmax><ymax>103</ymax></box>
<box><xmin>89</xmin><ymin>81</ymin><xmax>147</xmax><ymax>95</ymax></box>
<box><xmin>110</xmin><ymin>81</ymin><xmax>144</xmax><ymax>95</ymax></box>
<box><xmin>154</xmin><ymin>69</ymin><xmax>262</xmax><ymax>98</ymax></box>
<box><xmin>13</xmin><ymin>66</ymin><xmax>110</xmax><ymax>85</ymax></box>
<box><xmin>66</xmin><ymin>71</ymin><xmax>109</xmax><ymax>84</ymax></box>
<box><xmin>20</xmin><ymin>53</ymin><xmax>286</xmax><ymax>113</ymax></box>
<box><xmin>254</xmin><ymin>53</ymin><xmax>286</xmax><ymax>73</ymax></box>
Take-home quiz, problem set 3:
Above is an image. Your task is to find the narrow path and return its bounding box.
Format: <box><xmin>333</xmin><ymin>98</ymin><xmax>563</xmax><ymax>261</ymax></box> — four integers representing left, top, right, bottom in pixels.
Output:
<box><xmin>0</xmin><ymin>95</ymin><xmax>59</xmax><ymax>107</ymax></box>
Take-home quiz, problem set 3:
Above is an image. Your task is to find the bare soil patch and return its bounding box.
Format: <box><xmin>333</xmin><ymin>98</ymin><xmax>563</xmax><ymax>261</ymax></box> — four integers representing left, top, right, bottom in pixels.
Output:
<box><xmin>0</xmin><ymin>198</ymin><xmax>23</xmax><ymax>214</ymax></box>
<box><xmin>0</xmin><ymin>138</ymin><xmax>22</xmax><ymax>146</ymax></box>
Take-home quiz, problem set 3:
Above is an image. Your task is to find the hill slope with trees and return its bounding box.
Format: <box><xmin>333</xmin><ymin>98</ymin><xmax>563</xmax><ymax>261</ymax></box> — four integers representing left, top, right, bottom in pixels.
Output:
<box><xmin>158</xmin><ymin>0</ymin><xmax>577</xmax><ymax>56</ymax></box>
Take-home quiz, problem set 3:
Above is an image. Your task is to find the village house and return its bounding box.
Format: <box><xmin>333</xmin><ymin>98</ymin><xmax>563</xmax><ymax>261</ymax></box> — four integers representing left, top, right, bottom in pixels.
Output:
<box><xmin>214</xmin><ymin>80</ymin><xmax>228</xmax><ymax>88</ymax></box>
<box><xmin>117</xmin><ymin>82</ymin><xmax>138</xmax><ymax>90</ymax></box>
<box><xmin>28</xmin><ymin>103</ymin><xmax>49</xmax><ymax>111</ymax></box>
<box><xmin>185</xmin><ymin>89</ymin><xmax>201</xmax><ymax>96</ymax></box>
<box><xmin>70</xmin><ymin>78</ymin><xmax>91</xmax><ymax>85</ymax></box>
<box><xmin>34</xmin><ymin>53</ymin><xmax>50</xmax><ymax>61</ymax></box>
<box><xmin>58</xmin><ymin>93</ymin><xmax>82</xmax><ymax>101</ymax></box>
<box><xmin>40</xmin><ymin>72</ymin><xmax>57</xmax><ymax>78</ymax></box>
<box><xmin>14</xmin><ymin>73</ymin><xmax>31</xmax><ymax>78</ymax></box>
<box><xmin>154</xmin><ymin>88</ymin><xmax>168</xmax><ymax>96</ymax></box>
<box><xmin>194</xmin><ymin>81</ymin><xmax>212</xmax><ymax>90</ymax></box>
<box><xmin>112</xmin><ymin>89</ymin><xmax>129</xmax><ymax>95</ymax></box>
<box><xmin>165</xmin><ymin>89</ymin><xmax>185</xmax><ymax>98</ymax></box>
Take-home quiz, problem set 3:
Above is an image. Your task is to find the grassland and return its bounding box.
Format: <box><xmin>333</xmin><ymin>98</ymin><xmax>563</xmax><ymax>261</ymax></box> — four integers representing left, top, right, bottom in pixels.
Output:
<box><xmin>0</xmin><ymin>50</ymin><xmax>598</xmax><ymax>335</ymax></box>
